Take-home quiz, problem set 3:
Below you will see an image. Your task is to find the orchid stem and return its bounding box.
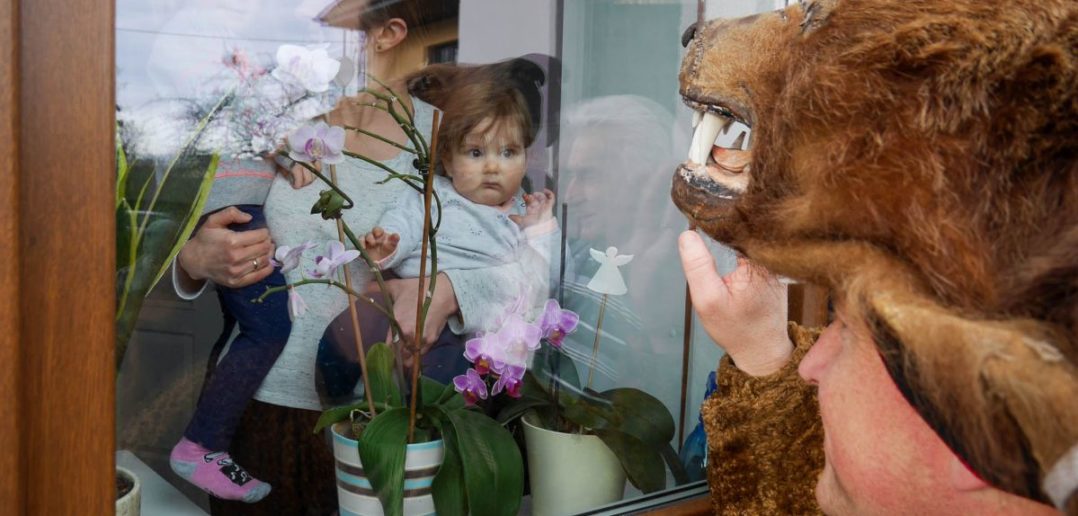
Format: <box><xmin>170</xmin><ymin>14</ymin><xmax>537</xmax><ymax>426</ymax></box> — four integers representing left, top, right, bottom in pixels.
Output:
<box><xmin>330</xmin><ymin>164</ymin><xmax>378</xmax><ymax>418</ymax></box>
<box><xmin>408</xmin><ymin>110</ymin><xmax>441</xmax><ymax>443</ymax></box>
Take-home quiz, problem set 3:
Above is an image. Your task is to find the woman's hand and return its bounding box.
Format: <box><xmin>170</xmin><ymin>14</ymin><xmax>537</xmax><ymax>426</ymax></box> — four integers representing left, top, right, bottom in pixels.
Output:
<box><xmin>176</xmin><ymin>207</ymin><xmax>275</xmax><ymax>289</ymax></box>
<box><xmin>383</xmin><ymin>272</ymin><xmax>459</xmax><ymax>365</ymax></box>
<box><xmin>678</xmin><ymin>230</ymin><xmax>793</xmax><ymax>376</ymax></box>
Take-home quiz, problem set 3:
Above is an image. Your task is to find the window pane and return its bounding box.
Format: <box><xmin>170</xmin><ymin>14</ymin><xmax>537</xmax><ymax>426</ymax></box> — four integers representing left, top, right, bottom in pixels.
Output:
<box><xmin>115</xmin><ymin>1</ymin><xmax>777</xmax><ymax>513</ymax></box>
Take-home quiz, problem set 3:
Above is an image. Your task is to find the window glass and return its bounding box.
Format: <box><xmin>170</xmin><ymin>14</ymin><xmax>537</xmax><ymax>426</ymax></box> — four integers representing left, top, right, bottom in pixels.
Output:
<box><xmin>116</xmin><ymin>1</ymin><xmax>780</xmax><ymax>513</ymax></box>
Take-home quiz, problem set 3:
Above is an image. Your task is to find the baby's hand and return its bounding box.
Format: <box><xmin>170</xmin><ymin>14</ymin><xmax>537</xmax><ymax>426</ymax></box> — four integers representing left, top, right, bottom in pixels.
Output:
<box><xmin>362</xmin><ymin>226</ymin><xmax>400</xmax><ymax>263</ymax></box>
<box><xmin>511</xmin><ymin>189</ymin><xmax>556</xmax><ymax>229</ymax></box>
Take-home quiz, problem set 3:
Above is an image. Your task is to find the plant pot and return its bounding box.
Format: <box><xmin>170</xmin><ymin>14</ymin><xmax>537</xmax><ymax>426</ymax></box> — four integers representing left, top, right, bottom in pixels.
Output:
<box><xmin>522</xmin><ymin>412</ymin><xmax>626</xmax><ymax>516</ymax></box>
<box><xmin>115</xmin><ymin>466</ymin><xmax>141</xmax><ymax>516</ymax></box>
<box><xmin>331</xmin><ymin>421</ymin><xmax>444</xmax><ymax>516</ymax></box>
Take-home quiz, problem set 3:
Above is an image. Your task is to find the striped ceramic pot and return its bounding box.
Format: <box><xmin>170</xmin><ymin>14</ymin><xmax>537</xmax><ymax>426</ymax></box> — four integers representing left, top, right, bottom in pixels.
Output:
<box><xmin>331</xmin><ymin>421</ymin><xmax>444</xmax><ymax>516</ymax></box>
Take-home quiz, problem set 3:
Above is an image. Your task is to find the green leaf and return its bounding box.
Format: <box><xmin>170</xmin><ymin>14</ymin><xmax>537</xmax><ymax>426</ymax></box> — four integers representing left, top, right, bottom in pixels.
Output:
<box><xmin>446</xmin><ymin>409</ymin><xmax>523</xmax><ymax>516</ymax></box>
<box><xmin>313</xmin><ymin>402</ymin><xmax>368</xmax><ymax>435</ymax></box>
<box><xmin>147</xmin><ymin>153</ymin><xmax>218</xmax><ymax>290</ymax></box>
<box><xmin>531</xmin><ymin>345</ymin><xmax>582</xmax><ymax>393</ymax></box>
<box><xmin>661</xmin><ymin>442</ymin><xmax>691</xmax><ymax>486</ymax></box>
<box><xmin>357</xmin><ymin>408</ymin><xmax>410</xmax><ymax>516</ymax></box>
<box><xmin>367</xmin><ymin>343</ymin><xmax>402</xmax><ymax>407</ymax></box>
<box><xmin>593</xmin><ymin>429</ymin><xmax>666</xmax><ymax>493</ymax></box>
<box><xmin>599</xmin><ymin>388</ymin><xmax>676</xmax><ymax>446</ymax></box>
<box><xmin>418</xmin><ymin>375</ymin><xmax>445</xmax><ymax>409</ymax></box>
<box><xmin>430</xmin><ymin>414</ymin><xmax>468</xmax><ymax>516</ymax></box>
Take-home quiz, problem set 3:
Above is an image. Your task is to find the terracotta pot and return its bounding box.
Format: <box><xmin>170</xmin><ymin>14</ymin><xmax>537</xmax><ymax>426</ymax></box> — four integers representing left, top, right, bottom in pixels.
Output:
<box><xmin>522</xmin><ymin>412</ymin><xmax>626</xmax><ymax>515</ymax></box>
<box><xmin>330</xmin><ymin>421</ymin><xmax>443</xmax><ymax>516</ymax></box>
<box><xmin>115</xmin><ymin>466</ymin><xmax>141</xmax><ymax>516</ymax></box>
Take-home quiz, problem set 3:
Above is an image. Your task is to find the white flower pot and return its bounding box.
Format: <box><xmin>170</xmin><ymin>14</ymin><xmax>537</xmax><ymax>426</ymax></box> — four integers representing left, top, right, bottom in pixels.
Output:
<box><xmin>115</xmin><ymin>466</ymin><xmax>140</xmax><ymax>516</ymax></box>
<box><xmin>331</xmin><ymin>421</ymin><xmax>443</xmax><ymax>516</ymax></box>
<box><xmin>522</xmin><ymin>413</ymin><xmax>626</xmax><ymax>516</ymax></box>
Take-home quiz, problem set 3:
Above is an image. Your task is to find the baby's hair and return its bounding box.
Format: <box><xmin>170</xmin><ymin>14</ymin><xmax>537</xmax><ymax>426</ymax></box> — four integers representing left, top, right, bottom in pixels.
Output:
<box><xmin>433</xmin><ymin>74</ymin><xmax>534</xmax><ymax>175</ymax></box>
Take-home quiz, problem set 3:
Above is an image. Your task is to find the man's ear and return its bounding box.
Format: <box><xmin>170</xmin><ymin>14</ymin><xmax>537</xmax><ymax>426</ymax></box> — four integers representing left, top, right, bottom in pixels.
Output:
<box><xmin>949</xmin><ymin>455</ymin><xmax>990</xmax><ymax>492</ymax></box>
<box><xmin>370</xmin><ymin>18</ymin><xmax>408</xmax><ymax>52</ymax></box>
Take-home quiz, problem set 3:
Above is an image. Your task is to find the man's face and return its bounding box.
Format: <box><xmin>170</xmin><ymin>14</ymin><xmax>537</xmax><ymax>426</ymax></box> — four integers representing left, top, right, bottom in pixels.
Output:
<box><xmin>797</xmin><ymin>309</ymin><xmax>968</xmax><ymax>515</ymax></box>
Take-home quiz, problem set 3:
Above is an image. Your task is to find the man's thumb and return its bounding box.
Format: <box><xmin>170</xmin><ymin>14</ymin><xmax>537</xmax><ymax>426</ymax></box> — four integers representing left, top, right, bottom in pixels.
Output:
<box><xmin>678</xmin><ymin>230</ymin><xmax>723</xmax><ymax>296</ymax></box>
<box><xmin>203</xmin><ymin>207</ymin><xmax>251</xmax><ymax>229</ymax></box>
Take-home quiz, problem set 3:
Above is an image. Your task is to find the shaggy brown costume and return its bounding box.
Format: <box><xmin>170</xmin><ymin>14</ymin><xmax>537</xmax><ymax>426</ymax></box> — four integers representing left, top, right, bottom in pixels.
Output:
<box><xmin>703</xmin><ymin>323</ymin><xmax>823</xmax><ymax>515</ymax></box>
<box><xmin>674</xmin><ymin>0</ymin><xmax>1077</xmax><ymax>511</ymax></box>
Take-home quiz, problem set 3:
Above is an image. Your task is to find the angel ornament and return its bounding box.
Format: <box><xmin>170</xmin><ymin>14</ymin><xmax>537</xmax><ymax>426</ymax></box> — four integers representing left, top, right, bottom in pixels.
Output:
<box><xmin>587</xmin><ymin>246</ymin><xmax>634</xmax><ymax>296</ymax></box>
<box><xmin>584</xmin><ymin>246</ymin><xmax>633</xmax><ymax>388</ymax></box>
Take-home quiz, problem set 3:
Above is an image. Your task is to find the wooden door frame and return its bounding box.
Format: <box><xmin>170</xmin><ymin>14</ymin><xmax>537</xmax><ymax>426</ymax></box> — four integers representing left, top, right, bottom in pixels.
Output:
<box><xmin>2</xmin><ymin>0</ymin><xmax>115</xmax><ymax>513</ymax></box>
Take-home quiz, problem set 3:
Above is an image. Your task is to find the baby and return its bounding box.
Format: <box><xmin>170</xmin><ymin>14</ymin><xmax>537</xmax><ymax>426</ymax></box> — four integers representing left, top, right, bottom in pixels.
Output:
<box><xmin>363</xmin><ymin>74</ymin><xmax>558</xmax><ymax>335</ymax></box>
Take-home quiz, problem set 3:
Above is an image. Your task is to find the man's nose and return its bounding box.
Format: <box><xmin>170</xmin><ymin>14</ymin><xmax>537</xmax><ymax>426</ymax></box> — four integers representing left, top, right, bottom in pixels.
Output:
<box><xmin>797</xmin><ymin>319</ymin><xmax>841</xmax><ymax>384</ymax></box>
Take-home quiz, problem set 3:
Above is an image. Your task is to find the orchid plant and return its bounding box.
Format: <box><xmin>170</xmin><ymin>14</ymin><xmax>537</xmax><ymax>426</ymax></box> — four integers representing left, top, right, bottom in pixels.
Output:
<box><xmin>252</xmin><ymin>80</ymin><xmax>526</xmax><ymax>515</ymax></box>
<box><xmin>494</xmin><ymin>298</ymin><xmax>691</xmax><ymax>494</ymax></box>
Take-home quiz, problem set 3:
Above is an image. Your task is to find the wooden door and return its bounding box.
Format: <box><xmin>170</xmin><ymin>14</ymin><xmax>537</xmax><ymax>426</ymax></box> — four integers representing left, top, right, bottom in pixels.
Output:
<box><xmin>1</xmin><ymin>0</ymin><xmax>115</xmax><ymax>513</ymax></box>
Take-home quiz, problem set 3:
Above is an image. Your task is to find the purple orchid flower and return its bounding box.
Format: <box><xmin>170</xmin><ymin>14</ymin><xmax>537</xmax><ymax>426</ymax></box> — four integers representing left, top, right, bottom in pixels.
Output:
<box><xmin>309</xmin><ymin>240</ymin><xmax>360</xmax><ymax>279</ymax></box>
<box><xmin>287</xmin><ymin>287</ymin><xmax>308</xmax><ymax>321</ymax></box>
<box><xmin>537</xmin><ymin>299</ymin><xmax>580</xmax><ymax>348</ymax></box>
<box><xmin>271</xmin><ymin>241</ymin><xmax>317</xmax><ymax>273</ymax></box>
<box><xmin>453</xmin><ymin>368</ymin><xmax>489</xmax><ymax>406</ymax></box>
<box><xmin>464</xmin><ymin>332</ymin><xmax>505</xmax><ymax>376</ymax></box>
<box><xmin>494</xmin><ymin>313</ymin><xmax>542</xmax><ymax>371</ymax></box>
<box><xmin>491</xmin><ymin>364</ymin><xmax>526</xmax><ymax>398</ymax></box>
<box><xmin>288</xmin><ymin>121</ymin><xmax>345</xmax><ymax>164</ymax></box>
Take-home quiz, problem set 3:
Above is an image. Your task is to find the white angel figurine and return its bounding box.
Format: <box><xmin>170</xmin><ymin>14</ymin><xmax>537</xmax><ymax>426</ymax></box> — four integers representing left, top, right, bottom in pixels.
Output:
<box><xmin>587</xmin><ymin>246</ymin><xmax>634</xmax><ymax>296</ymax></box>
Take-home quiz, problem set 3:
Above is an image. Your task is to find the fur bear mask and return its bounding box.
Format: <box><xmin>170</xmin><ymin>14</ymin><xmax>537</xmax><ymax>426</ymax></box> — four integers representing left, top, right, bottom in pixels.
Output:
<box><xmin>674</xmin><ymin>0</ymin><xmax>1077</xmax><ymax>510</ymax></box>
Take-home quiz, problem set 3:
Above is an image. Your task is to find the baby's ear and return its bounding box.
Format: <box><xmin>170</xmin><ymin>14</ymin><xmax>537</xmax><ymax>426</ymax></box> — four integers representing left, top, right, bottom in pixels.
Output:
<box><xmin>406</xmin><ymin>64</ymin><xmax>462</xmax><ymax>109</ymax></box>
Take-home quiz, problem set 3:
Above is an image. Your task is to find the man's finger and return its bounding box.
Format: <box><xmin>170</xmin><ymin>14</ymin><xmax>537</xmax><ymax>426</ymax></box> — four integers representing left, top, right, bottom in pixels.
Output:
<box><xmin>203</xmin><ymin>206</ymin><xmax>252</xmax><ymax>229</ymax></box>
<box><xmin>678</xmin><ymin>230</ymin><xmax>729</xmax><ymax>308</ymax></box>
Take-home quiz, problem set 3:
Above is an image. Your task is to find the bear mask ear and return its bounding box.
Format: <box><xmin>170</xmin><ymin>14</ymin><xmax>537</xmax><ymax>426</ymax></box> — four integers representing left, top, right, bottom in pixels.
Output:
<box><xmin>504</xmin><ymin>58</ymin><xmax>546</xmax><ymax>133</ymax></box>
<box><xmin>405</xmin><ymin>64</ymin><xmax>458</xmax><ymax>107</ymax></box>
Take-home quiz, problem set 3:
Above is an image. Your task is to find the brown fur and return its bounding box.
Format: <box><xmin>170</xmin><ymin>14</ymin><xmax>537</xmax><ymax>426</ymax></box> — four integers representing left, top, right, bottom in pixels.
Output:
<box><xmin>675</xmin><ymin>0</ymin><xmax>1077</xmax><ymax>508</ymax></box>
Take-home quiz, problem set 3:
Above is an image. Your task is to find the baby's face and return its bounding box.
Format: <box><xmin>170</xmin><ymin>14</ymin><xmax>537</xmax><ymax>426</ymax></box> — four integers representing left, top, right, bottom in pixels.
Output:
<box><xmin>444</xmin><ymin>117</ymin><xmax>526</xmax><ymax>207</ymax></box>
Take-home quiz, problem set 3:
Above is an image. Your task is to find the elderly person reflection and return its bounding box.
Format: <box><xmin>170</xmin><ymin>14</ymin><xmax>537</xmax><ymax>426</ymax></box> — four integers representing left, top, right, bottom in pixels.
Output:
<box><xmin>559</xmin><ymin>95</ymin><xmax>689</xmax><ymax>405</ymax></box>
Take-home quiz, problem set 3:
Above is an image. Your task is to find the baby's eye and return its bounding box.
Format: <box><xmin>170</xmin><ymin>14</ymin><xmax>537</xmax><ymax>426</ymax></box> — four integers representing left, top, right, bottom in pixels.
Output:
<box><xmin>501</xmin><ymin>148</ymin><xmax>517</xmax><ymax>158</ymax></box>
<box><xmin>467</xmin><ymin>148</ymin><xmax>482</xmax><ymax>158</ymax></box>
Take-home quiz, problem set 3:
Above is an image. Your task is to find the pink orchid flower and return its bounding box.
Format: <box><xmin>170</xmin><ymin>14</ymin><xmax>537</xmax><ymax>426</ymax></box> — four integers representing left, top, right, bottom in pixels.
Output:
<box><xmin>491</xmin><ymin>364</ymin><xmax>526</xmax><ymax>398</ymax></box>
<box><xmin>309</xmin><ymin>240</ymin><xmax>360</xmax><ymax>279</ymax></box>
<box><xmin>453</xmin><ymin>368</ymin><xmax>488</xmax><ymax>406</ymax></box>
<box><xmin>288</xmin><ymin>121</ymin><xmax>345</xmax><ymax>164</ymax></box>
<box><xmin>287</xmin><ymin>287</ymin><xmax>308</xmax><ymax>321</ymax></box>
<box><xmin>537</xmin><ymin>299</ymin><xmax>580</xmax><ymax>348</ymax></box>
<box><xmin>493</xmin><ymin>314</ymin><xmax>542</xmax><ymax>372</ymax></box>
<box><xmin>464</xmin><ymin>332</ymin><xmax>506</xmax><ymax>376</ymax></box>
<box><xmin>271</xmin><ymin>241</ymin><xmax>317</xmax><ymax>273</ymax></box>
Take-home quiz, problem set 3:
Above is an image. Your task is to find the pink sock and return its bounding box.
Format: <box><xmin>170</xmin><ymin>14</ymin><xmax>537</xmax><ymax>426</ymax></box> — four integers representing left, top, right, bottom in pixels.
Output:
<box><xmin>169</xmin><ymin>437</ymin><xmax>271</xmax><ymax>503</ymax></box>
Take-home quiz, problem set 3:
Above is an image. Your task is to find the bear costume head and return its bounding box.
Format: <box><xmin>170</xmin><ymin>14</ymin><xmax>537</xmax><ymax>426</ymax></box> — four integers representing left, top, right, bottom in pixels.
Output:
<box><xmin>674</xmin><ymin>0</ymin><xmax>1077</xmax><ymax>510</ymax></box>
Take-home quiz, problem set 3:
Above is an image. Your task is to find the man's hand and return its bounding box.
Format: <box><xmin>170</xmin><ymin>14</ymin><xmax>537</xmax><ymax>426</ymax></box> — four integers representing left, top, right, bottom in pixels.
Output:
<box><xmin>678</xmin><ymin>230</ymin><xmax>793</xmax><ymax>376</ymax></box>
<box><xmin>177</xmin><ymin>207</ymin><xmax>275</xmax><ymax>289</ymax></box>
<box><xmin>383</xmin><ymin>272</ymin><xmax>458</xmax><ymax>366</ymax></box>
